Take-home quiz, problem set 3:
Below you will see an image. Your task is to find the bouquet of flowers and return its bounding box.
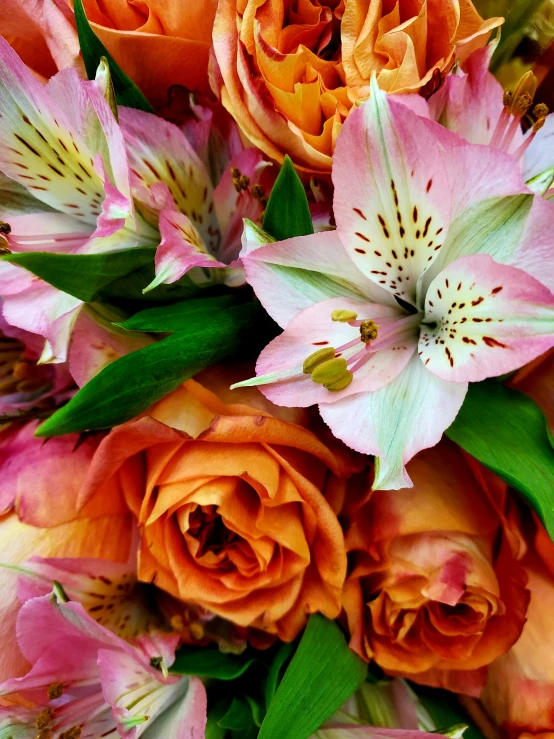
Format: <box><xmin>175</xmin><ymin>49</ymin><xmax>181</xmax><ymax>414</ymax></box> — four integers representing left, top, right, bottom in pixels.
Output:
<box><xmin>1</xmin><ymin>0</ymin><xmax>554</xmax><ymax>737</ymax></box>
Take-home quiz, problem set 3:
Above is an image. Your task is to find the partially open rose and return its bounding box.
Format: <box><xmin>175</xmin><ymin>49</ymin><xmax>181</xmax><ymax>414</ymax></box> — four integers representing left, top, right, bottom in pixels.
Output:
<box><xmin>212</xmin><ymin>0</ymin><xmax>501</xmax><ymax>172</ymax></box>
<box><xmin>79</xmin><ymin>377</ymin><xmax>348</xmax><ymax>640</ymax></box>
<box><xmin>78</xmin><ymin>0</ymin><xmax>218</xmax><ymax>107</ymax></box>
<box><xmin>342</xmin><ymin>440</ymin><xmax>529</xmax><ymax>695</ymax></box>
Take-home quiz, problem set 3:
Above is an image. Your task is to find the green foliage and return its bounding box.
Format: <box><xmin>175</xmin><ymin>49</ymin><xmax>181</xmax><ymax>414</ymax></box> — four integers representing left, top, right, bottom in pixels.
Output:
<box><xmin>74</xmin><ymin>0</ymin><xmax>154</xmax><ymax>112</ymax></box>
<box><xmin>170</xmin><ymin>646</ymin><xmax>257</xmax><ymax>681</ymax></box>
<box><xmin>3</xmin><ymin>249</ymin><xmax>156</xmax><ymax>303</ymax></box>
<box><xmin>36</xmin><ymin>300</ymin><xmax>262</xmax><ymax>437</ymax></box>
<box><xmin>447</xmin><ymin>380</ymin><xmax>554</xmax><ymax>539</ymax></box>
<box><xmin>263</xmin><ymin>156</ymin><xmax>314</xmax><ymax>241</ymax></box>
<box><xmin>258</xmin><ymin>615</ymin><xmax>367</xmax><ymax>739</ymax></box>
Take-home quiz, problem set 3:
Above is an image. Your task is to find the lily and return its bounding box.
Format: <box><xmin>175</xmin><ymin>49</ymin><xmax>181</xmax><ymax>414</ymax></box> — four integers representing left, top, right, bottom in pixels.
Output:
<box><xmin>235</xmin><ymin>78</ymin><xmax>554</xmax><ymax>490</ymax></box>
<box><xmin>0</xmin><ymin>37</ymin><xmax>157</xmax><ymax>363</ymax></box>
<box><xmin>0</xmin><ymin>583</ymin><xmax>207</xmax><ymax>738</ymax></box>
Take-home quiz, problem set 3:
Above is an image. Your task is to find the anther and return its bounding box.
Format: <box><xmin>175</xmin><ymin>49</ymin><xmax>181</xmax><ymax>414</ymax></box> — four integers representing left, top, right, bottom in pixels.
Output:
<box><xmin>230</xmin><ymin>167</ymin><xmax>241</xmax><ymax>179</ymax></box>
<box><xmin>0</xmin><ymin>220</ymin><xmax>11</xmax><ymax>235</ymax></box>
<box><xmin>47</xmin><ymin>682</ymin><xmax>63</xmax><ymax>700</ymax></box>
<box><xmin>331</xmin><ymin>309</ymin><xmax>358</xmax><ymax>322</ymax></box>
<box><xmin>505</xmin><ymin>72</ymin><xmax>538</xmax><ymax>117</ymax></box>
<box><xmin>239</xmin><ymin>174</ymin><xmax>250</xmax><ymax>190</ymax></box>
<box><xmin>58</xmin><ymin>727</ymin><xmax>82</xmax><ymax>739</ymax></box>
<box><xmin>360</xmin><ymin>320</ymin><xmax>379</xmax><ymax>343</ymax></box>
<box><xmin>251</xmin><ymin>184</ymin><xmax>265</xmax><ymax>200</ymax></box>
<box><xmin>534</xmin><ymin>103</ymin><xmax>549</xmax><ymax>119</ymax></box>
<box><xmin>36</xmin><ymin>708</ymin><xmax>53</xmax><ymax>730</ymax></box>
<box><xmin>303</xmin><ymin>347</ymin><xmax>336</xmax><ymax>374</ymax></box>
<box><xmin>310</xmin><ymin>358</ymin><xmax>353</xmax><ymax>391</ymax></box>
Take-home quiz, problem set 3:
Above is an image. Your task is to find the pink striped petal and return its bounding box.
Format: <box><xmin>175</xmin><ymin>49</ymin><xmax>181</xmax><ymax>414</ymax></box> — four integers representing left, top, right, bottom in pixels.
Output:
<box><xmin>420</xmin><ymin>254</ymin><xmax>554</xmax><ymax>382</ymax></box>
<box><xmin>333</xmin><ymin>78</ymin><xmax>452</xmax><ymax>306</ymax></box>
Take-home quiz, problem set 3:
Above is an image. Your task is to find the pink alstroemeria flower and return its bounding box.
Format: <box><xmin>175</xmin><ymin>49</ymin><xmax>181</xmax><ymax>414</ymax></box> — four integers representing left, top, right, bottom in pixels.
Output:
<box><xmin>118</xmin><ymin>107</ymin><xmax>271</xmax><ymax>291</ymax></box>
<box><xmin>235</xmin><ymin>78</ymin><xmax>554</xmax><ymax>490</ymax></box>
<box><xmin>0</xmin><ymin>37</ymin><xmax>157</xmax><ymax>363</ymax></box>
<box><xmin>0</xmin><ymin>586</ymin><xmax>207</xmax><ymax>738</ymax></box>
<box><xmin>428</xmin><ymin>46</ymin><xmax>554</xmax><ymax>197</ymax></box>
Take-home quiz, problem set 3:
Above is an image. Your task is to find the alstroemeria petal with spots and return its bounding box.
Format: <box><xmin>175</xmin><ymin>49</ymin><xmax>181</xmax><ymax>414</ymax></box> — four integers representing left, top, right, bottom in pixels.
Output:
<box><xmin>419</xmin><ymin>254</ymin><xmax>554</xmax><ymax>382</ymax></box>
<box><xmin>333</xmin><ymin>78</ymin><xmax>451</xmax><ymax>306</ymax></box>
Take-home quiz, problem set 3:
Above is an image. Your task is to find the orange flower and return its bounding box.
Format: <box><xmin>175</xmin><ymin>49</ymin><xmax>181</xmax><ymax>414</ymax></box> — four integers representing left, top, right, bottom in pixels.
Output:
<box><xmin>342</xmin><ymin>440</ymin><xmax>528</xmax><ymax>696</ymax></box>
<box><xmin>212</xmin><ymin>0</ymin><xmax>501</xmax><ymax>173</ymax></box>
<box><xmin>509</xmin><ymin>348</ymin><xmax>554</xmax><ymax>431</ymax></box>
<box><xmin>77</xmin><ymin>0</ymin><xmax>218</xmax><ymax>108</ymax></box>
<box><xmin>476</xmin><ymin>516</ymin><xmax>554</xmax><ymax>738</ymax></box>
<box><xmin>3</xmin><ymin>0</ymin><xmax>81</xmax><ymax>80</ymax></box>
<box><xmin>0</xmin><ymin>422</ymin><xmax>133</xmax><ymax>681</ymax></box>
<box><xmin>79</xmin><ymin>377</ymin><xmax>348</xmax><ymax>640</ymax></box>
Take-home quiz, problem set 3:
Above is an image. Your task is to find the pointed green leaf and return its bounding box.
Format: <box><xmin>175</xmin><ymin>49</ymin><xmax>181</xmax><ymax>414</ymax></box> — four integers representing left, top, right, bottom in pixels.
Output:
<box><xmin>259</xmin><ymin>615</ymin><xmax>367</xmax><ymax>739</ymax></box>
<box><xmin>36</xmin><ymin>302</ymin><xmax>262</xmax><ymax>437</ymax></box>
<box><xmin>446</xmin><ymin>380</ymin><xmax>554</xmax><ymax>539</ymax></box>
<box><xmin>170</xmin><ymin>645</ymin><xmax>257</xmax><ymax>681</ymax></box>
<box><xmin>74</xmin><ymin>0</ymin><xmax>154</xmax><ymax>113</ymax></box>
<box><xmin>263</xmin><ymin>156</ymin><xmax>314</xmax><ymax>241</ymax></box>
<box><xmin>117</xmin><ymin>295</ymin><xmax>242</xmax><ymax>332</ymax></box>
<box><xmin>3</xmin><ymin>249</ymin><xmax>156</xmax><ymax>303</ymax></box>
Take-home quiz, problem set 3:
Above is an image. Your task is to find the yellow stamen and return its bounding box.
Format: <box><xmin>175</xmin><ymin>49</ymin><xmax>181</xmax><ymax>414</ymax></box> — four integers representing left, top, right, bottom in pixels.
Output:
<box><xmin>311</xmin><ymin>358</ymin><xmax>353</xmax><ymax>391</ymax></box>
<box><xmin>190</xmin><ymin>621</ymin><xmax>206</xmax><ymax>640</ymax></box>
<box><xmin>331</xmin><ymin>309</ymin><xmax>358</xmax><ymax>322</ymax></box>
<box><xmin>360</xmin><ymin>320</ymin><xmax>379</xmax><ymax>343</ymax></box>
<box><xmin>534</xmin><ymin>103</ymin><xmax>549</xmax><ymax>119</ymax></box>
<box><xmin>302</xmin><ymin>347</ymin><xmax>336</xmax><ymax>374</ymax></box>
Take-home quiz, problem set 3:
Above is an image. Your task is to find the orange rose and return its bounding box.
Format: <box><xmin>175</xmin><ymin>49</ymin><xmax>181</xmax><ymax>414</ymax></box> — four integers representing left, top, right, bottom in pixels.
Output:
<box><xmin>79</xmin><ymin>377</ymin><xmax>348</xmax><ymax>640</ymax></box>
<box><xmin>78</xmin><ymin>0</ymin><xmax>218</xmax><ymax>107</ymax></box>
<box><xmin>4</xmin><ymin>0</ymin><xmax>81</xmax><ymax>80</ymax></box>
<box><xmin>342</xmin><ymin>440</ymin><xmax>528</xmax><ymax>696</ymax></box>
<box><xmin>212</xmin><ymin>0</ymin><xmax>501</xmax><ymax>172</ymax></box>
<box><xmin>509</xmin><ymin>348</ymin><xmax>554</xmax><ymax>431</ymax></box>
<box><xmin>475</xmin><ymin>516</ymin><xmax>554</xmax><ymax>738</ymax></box>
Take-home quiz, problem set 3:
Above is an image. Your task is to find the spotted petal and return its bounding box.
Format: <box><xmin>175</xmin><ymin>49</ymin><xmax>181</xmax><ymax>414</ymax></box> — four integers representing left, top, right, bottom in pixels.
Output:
<box><xmin>419</xmin><ymin>254</ymin><xmax>554</xmax><ymax>382</ymax></box>
<box><xmin>119</xmin><ymin>107</ymin><xmax>220</xmax><ymax>254</ymax></box>
<box><xmin>0</xmin><ymin>38</ymin><xmax>117</xmax><ymax>227</ymax></box>
<box><xmin>319</xmin><ymin>354</ymin><xmax>468</xmax><ymax>490</ymax></box>
<box><xmin>332</xmin><ymin>77</ymin><xmax>451</xmax><ymax>306</ymax></box>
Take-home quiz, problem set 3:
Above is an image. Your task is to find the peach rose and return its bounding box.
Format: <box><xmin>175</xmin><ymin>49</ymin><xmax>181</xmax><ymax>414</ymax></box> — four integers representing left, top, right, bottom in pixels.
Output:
<box><xmin>78</xmin><ymin>0</ymin><xmax>218</xmax><ymax>108</ymax></box>
<box><xmin>0</xmin><ymin>421</ymin><xmax>133</xmax><ymax>681</ymax></box>
<box><xmin>4</xmin><ymin>0</ymin><xmax>81</xmax><ymax>80</ymax></box>
<box><xmin>79</xmin><ymin>377</ymin><xmax>348</xmax><ymax>640</ymax></box>
<box><xmin>212</xmin><ymin>0</ymin><xmax>501</xmax><ymax>172</ymax></box>
<box><xmin>475</xmin><ymin>515</ymin><xmax>554</xmax><ymax>738</ymax></box>
<box><xmin>342</xmin><ymin>440</ymin><xmax>529</xmax><ymax>696</ymax></box>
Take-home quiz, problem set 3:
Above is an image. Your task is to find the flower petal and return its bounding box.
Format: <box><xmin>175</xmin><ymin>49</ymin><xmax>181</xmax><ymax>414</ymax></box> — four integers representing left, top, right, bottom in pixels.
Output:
<box><xmin>118</xmin><ymin>107</ymin><xmax>220</xmax><ymax>254</ymax></box>
<box><xmin>319</xmin><ymin>354</ymin><xmax>467</xmax><ymax>490</ymax></box>
<box><xmin>246</xmin><ymin>297</ymin><xmax>414</xmax><ymax>407</ymax></box>
<box><xmin>332</xmin><ymin>78</ymin><xmax>451</xmax><ymax>306</ymax></box>
<box><xmin>419</xmin><ymin>254</ymin><xmax>554</xmax><ymax>382</ymax></box>
<box><xmin>241</xmin><ymin>227</ymin><xmax>396</xmax><ymax>328</ymax></box>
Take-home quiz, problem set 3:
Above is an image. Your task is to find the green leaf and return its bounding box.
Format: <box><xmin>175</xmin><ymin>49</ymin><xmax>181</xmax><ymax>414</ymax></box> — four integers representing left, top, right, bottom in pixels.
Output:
<box><xmin>446</xmin><ymin>380</ymin><xmax>554</xmax><ymax>539</ymax></box>
<box><xmin>264</xmin><ymin>641</ymin><xmax>295</xmax><ymax>709</ymax></box>
<box><xmin>259</xmin><ymin>615</ymin><xmax>367</xmax><ymax>739</ymax></box>
<box><xmin>218</xmin><ymin>699</ymin><xmax>256</xmax><ymax>731</ymax></box>
<box><xmin>263</xmin><ymin>156</ymin><xmax>314</xmax><ymax>241</ymax></box>
<box><xmin>117</xmin><ymin>295</ymin><xmax>242</xmax><ymax>332</ymax></box>
<box><xmin>3</xmin><ymin>249</ymin><xmax>156</xmax><ymax>303</ymax></box>
<box><xmin>36</xmin><ymin>302</ymin><xmax>261</xmax><ymax>437</ymax></box>
<box><xmin>206</xmin><ymin>700</ymin><xmax>231</xmax><ymax>739</ymax></box>
<box><xmin>170</xmin><ymin>646</ymin><xmax>257</xmax><ymax>681</ymax></box>
<box><xmin>409</xmin><ymin>685</ymin><xmax>484</xmax><ymax>739</ymax></box>
<box><xmin>74</xmin><ymin>0</ymin><xmax>154</xmax><ymax>112</ymax></box>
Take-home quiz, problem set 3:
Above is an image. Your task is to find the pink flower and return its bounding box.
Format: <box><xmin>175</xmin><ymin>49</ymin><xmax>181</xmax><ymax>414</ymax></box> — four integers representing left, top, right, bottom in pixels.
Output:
<box><xmin>0</xmin><ymin>37</ymin><xmax>156</xmax><ymax>362</ymax></box>
<box><xmin>0</xmin><ymin>585</ymin><xmax>207</xmax><ymax>738</ymax></box>
<box><xmin>235</xmin><ymin>77</ymin><xmax>554</xmax><ymax>489</ymax></box>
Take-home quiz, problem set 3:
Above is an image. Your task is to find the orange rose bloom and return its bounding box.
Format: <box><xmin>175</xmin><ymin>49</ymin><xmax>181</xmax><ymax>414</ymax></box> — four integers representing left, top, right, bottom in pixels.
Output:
<box><xmin>78</xmin><ymin>0</ymin><xmax>218</xmax><ymax>107</ymax></box>
<box><xmin>79</xmin><ymin>378</ymin><xmax>348</xmax><ymax>640</ymax></box>
<box><xmin>212</xmin><ymin>0</ymin><xmax>501</xmax><ymax>172</ymax></box>
<box><xmin>477</xmin><ymin>516</ymin><xmax>554</xmax><ymax>738</ymax></box>
<box><xmin>342</xmin><ymin>440</ymin><xmax>528</xmax><ymax>696</ymax></box>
